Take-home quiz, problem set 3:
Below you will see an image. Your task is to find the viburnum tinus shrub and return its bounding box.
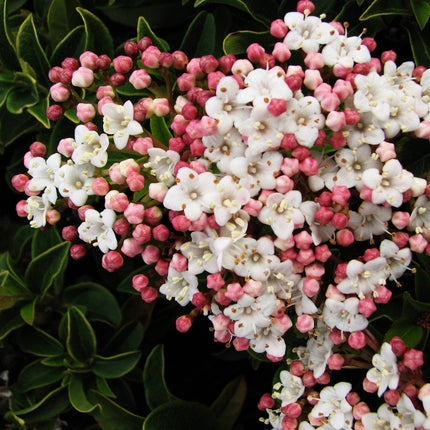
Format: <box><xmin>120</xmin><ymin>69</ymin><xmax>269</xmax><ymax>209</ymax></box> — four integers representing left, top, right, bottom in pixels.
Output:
<box><xmin>9</xmin><ymin>0</ymin><xmax>430</xmax><ymax>428</ymax></box>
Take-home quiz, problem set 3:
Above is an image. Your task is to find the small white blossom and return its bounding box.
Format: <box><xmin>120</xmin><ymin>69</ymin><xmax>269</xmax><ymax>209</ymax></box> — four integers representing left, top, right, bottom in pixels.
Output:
<box><xmin>72</xmin><ymin>125</ymin><xmax>109</xmax><ymax>167</ymax></box>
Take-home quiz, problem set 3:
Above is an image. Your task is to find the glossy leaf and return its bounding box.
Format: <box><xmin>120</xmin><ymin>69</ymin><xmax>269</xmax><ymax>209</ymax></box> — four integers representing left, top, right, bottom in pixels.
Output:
<box><xmin>360</xmin><ymin>0</ymin><xmax>411</xmax><ymax>20</ymax></box>
<box><xmin>410</xmin><ymin>0</ymin><xmax>430</xmax><ymax>29</ymax></box>
<box><xmin>8</xmin><ymin>386</ymin><xmax>68</xmax><ymax>424</ymax></box>
<box><xmin>96</xmin><ymin>376</ymin><xmax>116</xmax><ymax>398</ymax></box>
<box><xmin>403</xmin><ymin>23</ymin><xmax>430</xmax><ymax>68</ymax></box>
<box><xmin>63</xmin><ymin>282</ymin><xmax>122</xmax><ymax>327</ymax></box>
<box><xmin>0</xmin><ymin>0</ymin><xmax>20</xmax><ymax>70</ymax></box>
<box><xmin>0</xmin><ymin>307</ymin><xmax>24</xmax><ymax>339</ymax></box>
<box><xmin>149</xmin><ymin>116</ymin><xmax>172</xmax><ymax>147</ymax></box>
<box><xmin>180</xmin><ymin>11</ymin><xmax>216</xmax><ymax>57</ymax></box>
<box><xmin>50</xmin><ymin>25</ymin><xmax>86</xmax><ymax>66</ymax></box>
<box><xmin>47</xmin><ymin>0</ymin><xmax>81</xmax><ymax>47</ymax></box>
<box><xmin>10</xmin><ymin>225</ymin><xmax>34</xmax><ymax>263</ymax></box>
<box><xmin>17</xmin><ymin>326</ymin><xmax>65</xmax><ymax>357</ymax></box>
<box><xmin>27</xmin><ymin>92</ymin><xmax>50</xmax><ymax>128</ymax></box>
<box><xmin>25</xmin><ymin>241</ymin><xmax>70</xmax><ymax>294</ymax></box>
<box><xmin>31</xmin><ymin>225</ymin><xmax>62</xmax><ymax>258</ymax></box>
<box><xmin>102</xmin><ymin>321</ymin><xmax>144</xmax><ymax>355</ymax></box>
<box><xmin>143</xmin><ymin>400</ymin><xmax>221</xmax><ymax>430</ymax></box>
<box><xmin>88</xmin><ymin>390</ymin><xmax>144</xmax><ymax>430</ymax></box>
<box><xmin>16</xmin><ymin>14</ymin><xmax>51</xmax><ymax>84</ymax></box>
<box><xmin>0</xmin><ymin>108</ymin><xmax>38</xmax><ymax>149</ymax></box>
<box><xmin>68</xmin><ymin>375</ymin><xmax>99</xmax><ymax>413</ymax></box>
<box><xmin>77</xmin><ymin>7</ymin><xmax>114</xmax><ymax>57</ymax></box>
<box><xmin>16</xmin><ymin>359</ymin><xmax>64</xmax><ymax>392</ymax></box>
<box><xmin>0</xmin><ymin>270</ymin><xmax>30</xmax><ymax>310</ymax></box>
<box><xmin>415</xmin><ymin>263</ymin><xmax>430</xmax><ymax>303</ymax></box>
<box><xmin>136</xmin><ymin>15</ymin><xmax>169</xmax><ymax>52</ymax></box>
<box><xmin>210</xmin><ymin>376</ymin><xmax>247</xmax><ymax>430</ymax></box>
<box><xmin>6</xmin><ymin>72</ymin><xmax>38</xmax><ymax>114</ymax></box>
<box><xmin>92</xmin><ymin>351</ymin><xmax>141</xmax><ymax>379</ymax></box>
<box><xmin>223</xmin><ymin>30</ymin><xmax>273</xmax><ymax>55</ymax></box>
<box><xmin>20</xmin><ymin>298</ymin><xmax>36</xmax><ymax>325</ymax></box>
<box><xmin>66</xmin><ymin>307</ymin><xmax>97</xmax><ymax>363</ymax></box>
<box><xmin>385</xmin><ymin>319</ymin><xmax>424</xmax><ymax>347</ymax></box>
<box><xmin>143</xmin><ymin>344</ymin><xmax>178</xmax><ymax>410</ymax></box>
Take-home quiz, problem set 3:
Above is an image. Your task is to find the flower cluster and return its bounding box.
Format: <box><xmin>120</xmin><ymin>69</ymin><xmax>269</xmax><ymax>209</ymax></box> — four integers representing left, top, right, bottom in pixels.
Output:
<box><xmin>12</xmin><ymin>0</ymin><xmax>430</xmax><ymax>428</ymax></box>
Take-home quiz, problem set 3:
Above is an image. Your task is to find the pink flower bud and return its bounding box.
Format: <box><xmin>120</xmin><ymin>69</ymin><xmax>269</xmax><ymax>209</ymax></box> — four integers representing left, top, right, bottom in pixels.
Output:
<box><xmin>70</xmin><ymin>244</ymin><xmax>87</xmax><ymax>260</ymax></box>
<box><xmin>328</xmin><ymin>353</ymin><xmax>344</xmax><ymax>370</ymax></box>
<box><xmin>305</xmin><ymin>262</ymin><xmax>325</xmax><ymax>279</ymax></box>
<box><xmin>170</xmin><ymin>253</ymin><xmax>187</xmax><ymax>272</ymax></box>
<box><xmin>272</xmin><ymin>42</ymin><xmax>291</xmax><ymax>62</ymax></box>
<box><xmin>376</xmin><ymin>141</ymin><xmax>396</xmax><ymax>161</ymax></box>
<box><xmin>121</xmin><ymin>238</ymin><xmax>142</xmax><ymax>258</ymax></box>
<box><xmin>133</xmin><ymin>274</ymin><xmax>149</xmax><ymax>291</ymax></box>
<box><xmin>207</xmin><ymin>273</ymin><xmax>225</xmax><ymax>291</ymax></box>
<box><xmin>348</xmin><ymin>331</ymin><xmax>366</xmax><ymax>349</ymax></box>
<box><xmin>353</xmin><ymin>402</ymin><xmax>370</xmax><ymax>420</ymax></box>
<box><xmin>102</xmin><ymin>251</ymin><xmax>124</xmax><ymax>272</ymax></box>
<box><xmin>285</xmin><ymin>74</ymin><xmax>302</xmax><ymax>91</ymax></box>
<box><xmin>332</xmin><ymin>212</ymin><xmax>349</xmax><ymax>230</ymax></box>
<box><xmin>281</xmin><ymin>157</ymin><xmax>300</xmax><ymax>176</ymax></box>
<box><xmin>336</xmin><ymin>228</ymin><xmax>354</xmax><ymax>246</ymax></box>
<box><xmin>72</xmin><ymin>67</ymin><xmax>94</xmax><ymax>88</ymax></box>
<box><xmin>153</xmin><ymin>98</ymin><xmax>170</xmax><ymax>117</ymax></box>
<box><xmin>358</xmin><ymin>298</ymin><xmax>376</xmax><ymax>317</ymax></box>
<box><xmin>145</xmin><ymin>206</ymin><xmax>162</xmax><ymax>225</ymax></box>
<box><xmin>299</xmin><ymin>156</ymin><xmax>319</xmax><ymax>176</ymax></box>
<box><xmin>296</xmin><ymin>248</ymin><xmax>315</xmax><ymax>265</ymax></box>
<box><xmin>225</xmin><ymin>283</ymin><xmax>244</xmax><ymax>301</ymax></box>
<box><xmin>98</xmin><ymin>96</ymin><xmax>115</xmax><ymax>115</ymax></box>
<box><xmin>110</xmin><ymin>72</ymin><xmax>126</xmax><ymax>87</ymax></box>
<box><xmin>126</xmin><ymin>172</ymin><xmax>145</xmax><ymax>192</ymax></box>
<box><xmin>177</xmin><ymin>73</ymin><xmax>195</xmax><ymax>91</ymax></box>
<box><xmin>389</xmin><ymin>336</ymin><xmax>407</xmax><ymax>357</ymax></box>
<box><xmin>171</xmin><ymin>215</ymin><xmax>191</xmax><ymax>231</ymax></box>
<box><xmin>129</xmin><ymin>69</ymin><xmax>152</xmax><ymax>89</ymax></box>
<box><xmin>297</xmin><ymin>0</ymin><xmax>315</xmax><ymax>14</ymax></box>
<box><xmin>329</xmin><ymin>131</ymin><xmax>347</xmax><ymax>149</ymax></box>
<box><xmin>268</xmin><ymin>98</ymin><xmax>287</xmax><ymax>116</ymax></box>
<box><xmin>61</xmin><ymin>57</ymin><xmax>79</xmax><ymax>70</ymax></box>
<box><xmin>46</xmin><ymin>104</ymin><xmax>64</xmax><ymax>121</ymax></box>
<box><xmin>105</xmin><ymin>190</ymin><xmax>129</xmax><ymax>212</ymax></box>
<box><xmin>11</xmin><ymin>174</ymin><xmax>29</xmax><ymax>192</ymax></box>
<box><xmin>283</xmin><ymin>403</ymin><xmax>302</xmax><ymax>419</ymax></box>
<box><xmin>303</xmin><ymin>278</ymin><xmax>320</xmax><ymax>297</ymax></box>
<box><xmin>326</xmin><ymin>111</ymin><xmax>346</xmax><ymax>131</ymax></box>
<box><xmin>113</xmin><ymin>219</ymin><xmax>130</xmax><ymax>236</ymax></box>
<box><xmin>60</xmin><ymin>68</ymin><xmax>73</xmax><ymax>84</ymax></box>
<box><xmin>76</xmin><ymin>103</ymin><xmax>96</xmax><ymax>122</ymax></box>
<box><xmin>304</xmin><ymin>52</ymin><xmax>324</xmax><ymax>70</ymax></box>
<box><xmin>79</xmin><ymin>51</ymin><xmax>99</xmax><ymax>69</ymax></box>
<box><xmin>96</xmin><ymin>85</ymin><xmax>115</xmax><ymax>100</ymax></box>
<box><xmin>49</xmin><ymin>66</ymin><xmax>62</xmax><ymax>83</ymax></box>
<box><xmin>200</xmin><ymin>55</ymin><xmax>218</xmax><ymax>73</ymax></box>
<box><xmin>124</xmin><ymin>203</ymin><xmax>145</xmax><ymax>224</ymax></box>
<box><xmin>363</xmin><ymin>378</ymin><xmax>378</xmax><ymax>393</ymax></box>
<box><xmin>141</xmin><ymin>45</ymin><xmax>161</xmax><ymax>68</ymax></box>
<box><xmin>141</xmin><ymin>286</ymin><xmax>158</xmax><ymax>303</ymax></box>
<box><xmin>315</xmin><ymin>206</ymin><xmax>334</xmax><ymax>224</ymax></box>
<box><xmin>217</xmin><ymin>54</ymin><xmax>235</xmax><ymax>73</ymax></box>
<box><xmin>215</xmin><ymin>289</ymin><xmax>231</xmax><ymax>306</ymax></box>
<box><xmin>141</xmin><ymin>244</ymin><xmax>160</xmax><ymax>264</ymax></box>
<box><xmin>403</xmin><ymin>348</ymin><xmax>424</xmax><ymax>370</ymax></box>
<box><xmin>247</xmin><ymin>43</ymin><xmax>265</xmax><ymax>62</ymax></box>
<box><xmin>132</xmin><ymin>223</ymin><xmax>151</xmax><ymax>244</ymax></box>
<box><xmin>62</xmin><ymin>225</ymin><xmax>78</xmax><ymax>241</ymax></box>
<box><xmin>46</xmin><ymin>209</ymin><xmax>60</xmax><ymax>225</ymax></box>
<box><xmin>391</xmin><ymin>211</ymin><xmax>410</xmax><ymax>229</ymax></box>
<box><xmin>152</xmin><ymin>224</ymin><xmax>169</xmax><ymax>241</ymax></box>
<box><xmin>302</xmin><ymin>371</ymin><xmax>316</xmax><ymax>387</ymax></box>
<box><xmin>303</xmin><ymin>69</ymin><xmax>323</xmax><ymax>89</ymax></box>
<box><xmin>296</xmin><ymin>314</ymin><xmax>314</xmax><ymax>333</ymax></box>
<box><xmin>113</xmin><ymin>55</ymin><xmax>133</xmax><ymax>74</ymax></box>
<box><xmin>329</xmin><ymin>327</ymin><xmax>347</xmax><ymax>344</ymax></box>
<box><xmin>290</xmin><ymin>360</ymin><xmax>305</xmax><ymax>376</ymax></box>
<box><xmin>50</xmin><ymin>83</ymin><xmax>70</xmax><ymax>102</ymax></box>
<box><xmin>415</xmin><ymin>121</ymin><xmax>430</xmax><ymax>139</ymax></box>
<box><xmin>291</xmin><ymin>146</ymin><xmax>309</xmax><ymax>161</ymax></box>
<box><xmin>231</xmin><ymin>59</ymin><xmax>253</xmax><ymax>76</ymax></box>
<box><xmin>258</xmin><ymin>393</ymin><xmax>275</xmax><ymax>411</ymax></box>
<box><xmin>124</xmin><ymin>41</ymin><xmax>138</xmax><ymax>57</ymax></box>
<box><xmin>409</xmin><ymin>234</ymin><xmax>428</xmax><ymax>253</ymax></box>
<box><xmin>176</xmin><ymin>314</ymin><xmax>193</xmax><ymax>333</ymax></box>
<box><xmin>96</xmin><ymin>54</ymin><xmax>111</xmax><ymax>70</ymax></box>
<box><xmin>315</xmin><ymin>244</ymin><xmax>331</xmax><ymax>262</ymax></box>
<box><xmin>384</xmin><ymin>389</ymin><xmax>400</xmax><ymax>406</ymax></box>
<box><xmin>381</xmin><ymin>50</ymin><xmax>396</xmax><ymax>63</ymax></box>
<box><xmin>270</xmin><ymin>19</ymin><xmax>288</xmax><ymax>38</ymax></box>
<box><xmin>344</xmin><ymin>109</ymin><xmax>360</xmax><ymax>125</ymax></box>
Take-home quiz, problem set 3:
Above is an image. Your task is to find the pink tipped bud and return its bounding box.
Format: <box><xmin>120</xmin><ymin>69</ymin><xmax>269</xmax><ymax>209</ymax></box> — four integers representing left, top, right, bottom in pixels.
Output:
<box><xmin>409</xmin><ymin>234</ymin><xmax>428</xmax><ymax>253</ymax></box>
<box><xmin>141</xmin><ymin>286</ymin><xmax>158</xmax><ymax>303</ymax></box>
<box><xmin>113</xmin><ymin>219</ymin><xmax>130</xmax><ymax>237</ymax></box>
<box><xmin>315</xmin><ymin>244</ymin><xmax>331</xmax><ymax>262</ymax></box>
<box><xmin>79</xmin><ymin>51</ymin><xmax>99</xmax><ymax>69</ymax></box>
<box><xmin>46</xmin><ymin>104</ymin><xmax>64</xmax><ymax>121</ymax></box>
<box><xmin>101</xmin><ymin>251</ymin><xmax>124</xmax><ymax>272</ymax></box>
<box><xmin>272</xmin><ymin>42</ymin><xmax>291</xmax><ymax>62</ymax></box>
<box><xmin>403</xmin><ymin>348</ymin><xmax>424</xmax><ymax>370</ymax></box>
<box><xmin>296</xmin><ymin>314</ymin><xmax>314</xmax><ymax>333</ymax></box>
<box><xmin>384</xmin><ymin>389</ymin><xmax>401</xmax><ymax>406</ymax></box>
<box><xmin>270</xmin><ymin>19</ymin><xmax>288</xmax><ymax>38</ymax></box>
<box><xmin>258</xmin><ymin>393</ymin><xmax>275</xmax><ymax>411</ymax></box>
<box><xmin>152</xmin><ymin>224</ymin><xmax>170</xmax><ymax>241</ymax></box>
<box><xmin>176</xmin><ymin>315</ymin><xmax>193</xmax><ymax>333</ymax></box>
<box><xmin>283</xmin><ymin>403</ymin><xmax>302</xmax><ymax>419</ymax></box>
<box><xmin>344</xmin><ymin>109</ymin><xmax>360</xmax><ymax>125</ymax></box>
<box><xmin>105</xmin><ymin>190</ymin><xmax>129</xmax><ymax>212</ymax></box>
<box><xmin>389</xmin><ymin>336</ymin><xmax>407</xmax><ymax>357</ymax></box>
<box><xmin>303</xmin><ymin>69</ymin><xmax>323</xmax><ymax>89</ymax></box>
<box><xmin>290</xmin><ymin>360</ymin><xmax>305</xmax><ymax>376</ymax></box>
<box><xmin>71</xmin><ymin>67</ymin><xmax>94</xmax><ymax>88</ymax></box>
<box><xmin>50</xmin><ymin>83</ymin><xmax>70</xmax><ymax>102</ymax></box>
<box><xmin>332</xmin><ymin>212</ymin><xmax>349</xmax><ymax>230</ymax></box>
<box><xmin>326</xmin><ymin>111</ymin><xmax>346</xmax><ymax>131</ymax></box>
<box><xmin>247</xmin><ymin>43</ymin><xmax>265</xmax><ymax>63</ymax></box>
<box><xmin>302</xmin><ymin>370</ymin><xmax>316</xmax><ymax>388</ymax></box>
<box><xmin>358</xmin><ymin>298</ymin><xmax>376</xmax><ymax>317</ymax></box>
<box><xmin>141</xmin><ymin>45</ymin><xmax>161</xmax><ymax>68</ymax></box>
<box><xmin>225</xmin><ymin>283</ymin><xmax>244</xmax><ymax>301</ymax></box>
<box><xmin>218</xmin><ymin>54</ymin><xmax>236</xmax><ymax>73</ymax></box>
<box><xmin>96</xmin><ymin>54</ymin><xmax>111</xmax><ymax>70</ymax></box>
<box><xmin>353</xmin><ymin>402</ymin><xmax>371</xmax><ymax>420</ymax></box>
<box><xmin>297</xmin><ymin>0</ymin><xmax>315</xmax><ymax>14</ymax></box>
<box><xmin>268</xmin><ymin>98</ymin><xmax>287</xmax><ymax>116</ymax></box>
<box><xmin>142</xmin><ymin>245</ymin><xmax>160</xmax><ymax>265</ymax></box>
<box><xmin>62</xmin><ymin>225</ymin><xmax>78</xmax><ymax>241</ymax></box>
<box><xmin>327</xmin><ymin>353</ymin><xmax>344</xmax><ymax>370</ymax></box>
<box><xmin>133</xmin><ymin>274</ymin><xmax>149</xmax><ymax>291</ymax></box>
<box><xmin>381</xmin><ymin>50</ymin><xmax>396</xmax><ymax>63</ymax></box>
<box><xmin>129</xmin><ymin>69</ymin><xmax>151</xmax><ymax>89</ymax></box>
<box><xmin>110</xmin><ymin>73</ymin><xmax>126</xmax><ymax>87</ymax></box>
<box><xmin>132</xmin><ymin>223</ymin><xmax>151</xmax><ymax>244</ymax></box>
<box><xmin>348</xmin><ymin>331</ymin><xmax>366</xmax><ymax>349</ymax></box>
<box><xmin>70</xmin><ymin>244</ymin><xmax>87</xmax><ymax>260</ymax></box>
<box><xmin>363</xmin><ymin>378</ymin><xmax>378</xmax><ymax>393</ymax></box>
<box><xmin>299</xmin><ymin>156</ymin><xmax>319</xmax><ymax>176</ymax></box>
<box><xmin>124</xmin><ymin>203</ymin><xmax>145</xmax><ymax>225</ymax></box>
<box><xmin>329</xmin><ymin>327</ymin><xmax>347</xmax><ymax>344</ymax></box>
<box><xmin>231</xmin><ymin>59</ymin><xmax>254</xmax><ymax>76</ymax></box>
<box><xmin>145</xmin><ymin>206</ymin><xmax>163</xmax><ymax>225</ymax></box>
<box><xmin>336</xmin><ymin>228</ymin><xmax>354</xmax><ymax>246</ymax></box>
<box><xmin>121</xmin><ymin>238</ymin><xmax>142</xmax><ymax>258</ymax></box>
<box><xmin>304</xmin><ymin>52</ymin><xmax>324</xmax><ymax>70</ymax></box>
<box><xmin>376</xmin><ymin>141</ymin><xmax>396</xmax><ymax>162</ymax></box>
<box><xmin>113</xmin><ymin>55</ymin><xmax>133</xmax><ymax>74</ymax></box>
<box><xmin>91</xmin><ymin>177</ymin><xmax>109</xmax><ymax>196</ymax></box>
<box><xmin>207</xmin><ymin>273</ymin><xmax>225</xmax><ymax>291</ymax></box>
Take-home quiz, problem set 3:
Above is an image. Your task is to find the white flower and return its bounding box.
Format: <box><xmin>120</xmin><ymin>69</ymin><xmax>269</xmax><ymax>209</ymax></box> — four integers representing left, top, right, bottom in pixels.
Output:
<box><xmin>159</xmin><ymin>267</ymin><xmax>199</xmax><ymax>306</ymax></box>
<box><xmin>78</xmin><ymin>208</ymin><xmax>117</xmax><ymax>253</ymax></box>
<box><xmin>258</xmin><ymin>191</ymin><xmax>305</xmax><ymax>240</ymax></box>
<box><xmin>102</xmin><ymin>100</ymin><xmax>143</xmax><ymax>149</ymax></box>
<box><xmin>344</xmin><ymin>112</ymin><xmax>385</xmax><ymax>149</ymax></box>
<box><xmin>366</xmin><ymin>343</ymin><xmax>399</xmax><ymax>397</ymax></box>
<box><xmin>26</xmin><ymin>195</ymin><xmax>51</xmax><ymax>228</ymax></box>
<box><xmin>310</xmin><ymin>382</ymin><xmax>353</xmax><ymax>430</ymax></box>
<box><xmin>323</xmin><ymin>297</ymin><xmax>368</xmax><ymax>332</ymax></box>
<box><xmin>146</xmin><ymin>148</ymin><xmax>180</xmax><ymax>187</ymax></box>
<box><xmin>249</xmin><ymin>323</ymin><xmax>287</xmax><ymax>358</ymax></box>
<box><xmin>322</xmin><ymin>35</ymin><xmax>370</xmax><ymax>69</ymax></box>
<box><xmin>379</xmin><ymin>239</ymin><xmax>412</xmax><ymax>282</ymax></box>
<box><xmin>273</xmin><ymin>370</ymin><xmax>305</xmax><ymax>407</ymax></box>
<box><xmin>162</xmin><ymin>168</ymin><xmax>217</xmax><ymax>221</ymax></box>
<box><xmin>409</xmin><ymin>195</ymin><xmax>430</xmax><ymax>233</ymax></box>
<box><xmin>27</xmin><ymin>153</ymin><xmax>61</xmax><ymax>204</ymax></box>
<box><xmin>301</xmin><ymin>201</ymin><xmax>335</xmax><ymax>246</ymax></box>
<box><xmin>71</xmin><ymin>125</ymin><xmax>109</xmax><ymax>167</ymax></box>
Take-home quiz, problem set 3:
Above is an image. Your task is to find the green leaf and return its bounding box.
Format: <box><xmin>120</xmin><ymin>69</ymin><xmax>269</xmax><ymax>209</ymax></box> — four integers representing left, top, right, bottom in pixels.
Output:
<box><xmin>143</xmin><ymin>400</ymin><xmax>221</xmax><ymax>430</ymax></box>
<box><xmin>360</xmin><ymin>0</ymin><xmax>411</xmax><ymax>20</ymax></box>
<box><xmin>66</xmin><ymin>306</ymin><xmax>97</xmax><ymax>363</ymax></box>
<box><xmin>410</xmin><ymin>0</ymin><xmax>430</xmax><ymax>29</ymax></box>
<box><xmin>0</xmin><ymin>270</ymin><xmax>30</xmax><ymax>310</ymax></box>
<box><xmin>143</xmin><ymin>344</ymin><xmax>177</xmax><ymax>410</ymax></box>
<box><xmin>63</xmin><ymin>282</ymin><xmax>122</xmax><ymax>327</ymax></box>
<box><xmin>47</xmin><ymin>0</ymin><xmax>81</xmax><ymax>47</ymax></box>
<box><xmin>210</xmin><ymin>376</ymin><xmax>247</xmax><ymax>430</ymax></box>
<box><xmin>27</xmin><ymin>92</ymin><xmax>50</xmax><ymax>128</ymax></box>
<box><xmin>0</xmin><ymin>0</ymin><xmax>20</xmax><ymax>69</ymax></box>
<box><xmin>92</xmin><ymin>351</ymin><xmax>141</xmax><ymax>379</ymax></box>
<box><xmin>0</xmin><ymin>307</ymin><xmax>25</xmax><ymax>339</ymax></box>
<box><xmin>16</xmin><ymin>14</ymin><xmax>51</xmax><ymax>84</ymax></box>
<box><xmin>223</xmin><ymin>30</ymin><xmax>273</xmax><ymax>55</ymax></box>
<box><xmin>103</xmin><ymin>321</ymin><xmax>144</xmax><ymax>355</ymax></box>
<box><xmin>31</xmin><ymin>226</ymin><xmax>62</xmax><ymax>258</ymax></box>
<box><xmin>68</xmin><ymin>375</ymin><xmax>99</xmax><ymax>413</ymax></box>
<box><xmin>10</xmin><ymin>225</ymin><xmax>35</xmax><ymax>263</ymax></box>
<box><xmin>96</xmin><ymin>377</ymin><xmax>116</xmax><ymax>398</ymax></box>
<box><xmin>403</xmin><ymin>23</ymin><xmax>430</xmax><ymax>68</ymax></box>
<box><xmin>76</xmin><ymin>7</ymin><xmax>114</xmax><ymax>58</ymax></box>
<box><xmin>17</xmin><ymin>326</ymin><xmax>65</xmax><ymax>357</ymax></box>
<box><xmin>403</xmin><ymin>291</ymin><xmax>430</xmax><ymax>314</ymax></box>
<box><xmin>20</xmin><ymin>298</ymin><xmax>36</xmax><ymax>325</ymax></box>
<box><xmin>385</xmin><ymin>319</ymin><xmax>424</xmax><ymax>347</ymax></box>
<box><xmin>16</xmin><ymin>359</ymin><xmax>64</xmax><ymax>392</ymax></box>
<box><xmin>5</xmin><ymin>72</ymin><xmax>38</xmax><ymax>114</ymax></box>
<box><xmin>25</xmin><ymin>241</ymin><xmax>70</xmax><ymax>294</ymax></box>
<box><xmin>8</xmin><ymin>386</ymin><xmax>69</xmax><ymax>423</ymax></box>
<box><xmin>50</xmin><ymin>25</ymin><xmax>86</xmax><ymax>66</ymax></box>
<box><xmin>415</xmin><ymin>263</ymin><xmax>430</xmax><ymax>303</ymax></box>
<box><xmin>88</xmin><ymin>390</ymin><xmax>144</xmax><ymax>430</ymax></box>
<box><xmin>136</xmin><ymin>15</ymin><xmax>169</xmax><ymax>52</ymax></box>
<box><xmin>180</xmin><ymin>11</ymin><xmax>216</xmax><ymax>57</ymax></box>
<box><xmin>0</xmin><ymin>108</ymin><xmax>38</xmax><ymax>149</ymax></box>
<box><xmin>149</xmin><ymin>116</ymin><xmax>172</xmax><ymax>147</ymax></box>
<box><xmin>116</xmin><ymin>81</ymin><xmax>151</xmax><ymax>97</ymax></box>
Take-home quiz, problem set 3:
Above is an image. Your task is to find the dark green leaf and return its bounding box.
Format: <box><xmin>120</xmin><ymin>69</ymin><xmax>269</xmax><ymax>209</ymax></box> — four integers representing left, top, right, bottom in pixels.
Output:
<box><xmin>8</xmin><ymin>386</ymin><xmax>69</xmax><ymax>423</ymax></box>
<box><xmin>223</xmin><ymin>30</ymin><xmax>273</xmax><ymax>56</ymax></box>
<box><xmin>194</xmin><ymin>12</ymin><xmax>216</xmax><ymax>57</ymax></box>
<box><xmin>63</xmin><ymin>282</ymin><xmax>122</xmax><ymax>326</ymax></box>
<box><xmin>0</xmin><ymin>0</ymin><xmax>20</xmax><ymax>69</ymax></box>
<box><xmin>5</xmin><ymin>72</ymin><xmax>38</xmax><ymax>114</ymax></box>
<box><xmin>16</xmin><ymin>14</ymin><xmax>51</xmax><ymax>84</ymax></box>
<box><xmin>6</xmin><ymin>0</ymin><xmax>26</xmax><ymax>14</ymax></box>
<box><xmin>0</xmin><ymin>307</ymin><xmax>25</xmax><ymax>339</ymax></box>
<box><xmin>47</xmin><ymin>0</ymin><xmax>81</xmax><ymax>47</ymax></box>
<box><xmin>10</xmin><ymin>225</ymin><xmax>35</xmax><ymax>263</ymax></box>
<box><xmin>116</xmin><ymin>81</ymin><xmax>151</xmax><ymax>98</ymax></box>
<box><xmin>68</xmin><ymin>375</ymin><xmax>99</xmax><ymax>413</ymax></box>
<box><xmin>66</xmin><ymin>306</ymin><xmax>97</xmax><ymax>363</ymax></box>
<box><xmin>25</xmin><ymin>241</ymin><xmax>70</xmax><ymax>294</ymax></box>
<box><xmin>16</xmin><ymin>359</ymin><xmax>64</xmax><ymax>392</ymax></box>
<box><xmin>31</xmin><ymin>225</ymin><xmax>62</xmax><ymax>258</ymax></box>
<box><xmin>143</xmin><ymin>344</ymin><xmax>177</xmax><ymax>410</ymax></box>
<box><xmin>403</xmin><ymin>291</ymin><xmax>430</xmax><ymax>314</ymax></box>
<box><xmin>415</xmin><ymin>263</ymin><xmax>430</xmax><ymax>303</ymax></box>
<box><xmin>149</xmin><ymin>116</ymin><xmax>172</xmax><ymax>147</ymax></box>
<box><xmin>136</xmin><ymin>15</ymin><xmax>170</xmax><ymax>52</ymax></box>
<box><xmin>20</xmin><ymin>298</ymin><xmax>36</xmax><ymax>325</ymax></box>
<box><xmin>360</xmin><ymin>0</ymin><xmax>411</xmax><ymax>20</ymax></box>
<box><xmin>88</xmin><ymin>390</ymin><xmax>144</xmax><ymax>430</ymax></box>
<box><xmin>0</xmin><ymin>107</ymin><xmax>38</xmax><ymax>150</ymax></box>
<box><xmin>103</xmin><ymin>321</ymin><xmax>144</xmax><ymax>355</ymax></box>
<box><xmin>27</xmin><ymin>92</ymin><xmax>50</xmax><ymax>128</ymax></box>
<box><xmin>17</xmin><ymin>326</ymin><xmax>65</xmax><ymax>357</ymax></box>
<box><xmin>410</xmin><ymin>0</ymin><xmax>430</xmax><ymax>29</ymax></box>
<box><xmin>50</xmin><ymin>25</ymin><xmax>86</xmax><ymax>66</ymax></box>
<box><xmin>403</xmin><ymin>23</ymin><xmax>430</xmax><ymax>68</ymax></box>
<box><xmin>385</xmin><ymin>319</ymin><xmax>424</xmax><ymax>347</ymax></box>
<box><xmin>210</xmin><ymin>376</ymin><xmax>247</xmax><ymax>430</ymax></box>
<box><xmin>143</xmin><ymin>400</ymin><xmax>221</xmax><ymax>430</ymax></box>
<box><xmin>77</xmin><ymin>7</ymin><xmax>114</xmax><ymax>58</ymax></box>
<box><xmin>92</xmin><ymin>351</ymin><xmax>141</xmax><ymax>379</ymax></box>
<box><xmin>0</xmin><ymin>269</ymin><xmax>29</xmax><ymax>310</ymax></box>
<box><xmin>96</xmin><ymin>377</ymin><xmax>116</xmax><ymax>398</ymax></box>
<box><xmin>42</xmin><ymin>356</ymin><xmax>65</xmax><ymax>367</ymax></box>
